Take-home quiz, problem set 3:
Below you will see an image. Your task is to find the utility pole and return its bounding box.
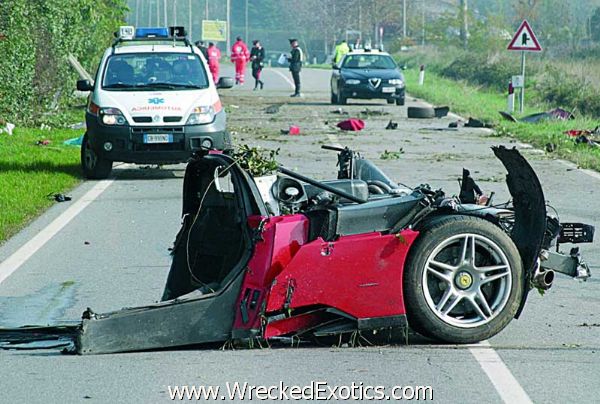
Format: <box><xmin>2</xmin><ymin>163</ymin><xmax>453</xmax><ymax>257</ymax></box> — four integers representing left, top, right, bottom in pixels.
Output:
<box><xmin>245</xmin><ymin>0</ymin><xmax>249</xmax><ymax>41</ymax></box>
<box><xmin>422</xmin><ymin>0</ymin><xmax>425</xmax><ymax>46</ymax></box>
<box><xmin>226</xmin><ymin>0</ymin><xmax>231</xmax><ymax>55</ymax></box>
<box><xmin>164</xmin><ymin>0</ymin><xmax>167</xmax><ymax>26</ymax></box>
<box><xmin>156</xmin><ymin>0</ymin><xmax>160</xmax><ymax>26</ymax></box>
<box><xmin>205</xmin><ymin>0</ymin><xmax>209</xmax><ymax>20</ymax></box>
<box><xmin>148</xmin><ymin>1</ymin><xmax>152</xmax><ymax>26</ymax></box>
<box><xmin>402</xmin><ymin>0</ymin><xmax>407</xmax><ymax>38</ymax></box>
<box><xmin>189</xmin><ymin>0</ymin><xmax>193</xmax><ymax>39</ymax></box>
<box><xmin>174</xmin><ymin>0</ymin><xmax>177</xmax><ymax>26</ymax></box>
<box><xmin>135</xmin><ymin>0</ymin><xmax>140</xmax><ymax>26</ymax></box>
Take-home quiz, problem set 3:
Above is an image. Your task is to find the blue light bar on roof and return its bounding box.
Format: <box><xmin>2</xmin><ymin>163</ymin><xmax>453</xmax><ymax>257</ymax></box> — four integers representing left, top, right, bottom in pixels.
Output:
<box><xmin>135</xmin><ymin>27</ymin><xmax>169</xmax><ymax>38</ymax></box>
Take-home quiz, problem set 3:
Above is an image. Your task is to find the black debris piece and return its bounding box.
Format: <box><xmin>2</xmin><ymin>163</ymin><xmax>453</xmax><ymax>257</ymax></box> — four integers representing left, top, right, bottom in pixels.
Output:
<box><xmin>47</xmin><ymin>193</ymin><xmax>72</xmax><ymax>202</ymax></box>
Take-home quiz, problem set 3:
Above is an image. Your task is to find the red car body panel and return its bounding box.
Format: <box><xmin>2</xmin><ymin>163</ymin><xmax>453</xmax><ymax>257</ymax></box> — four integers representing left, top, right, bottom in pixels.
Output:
<box><xmin>233</xmin><ymin>215</ymin><xmax>310</xmax><ymax>333</ymax></box>
<box><xmin>266</xmin><ymin>230</ymin><xmax>418</xmax><ymax>319</ymax></box>
<box><xmin>233</xmin><ymin>214</ymin><xmax>419</xmax><ymax>338</ymax></box>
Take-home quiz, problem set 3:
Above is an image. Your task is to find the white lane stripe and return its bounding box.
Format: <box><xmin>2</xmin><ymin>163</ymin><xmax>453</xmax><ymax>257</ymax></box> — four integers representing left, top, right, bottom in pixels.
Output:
<box><xmin>326</xmin><ymin>133</ymin><xmax>343</xmax><ymax>148</ymax></box>
<box><xmin>0</xmin><ymin>179</ymin><xmax>114</xmax><ymax>285</ymax></box>
<box><xmin>268</xmin><ymin>68</ymin><xmax>295</xmax><ymax>90</ymax></box>
<box><xmin>470</xmin><ymin>341</ymin><xmax>533</xmax><ymax>404</ymax></box>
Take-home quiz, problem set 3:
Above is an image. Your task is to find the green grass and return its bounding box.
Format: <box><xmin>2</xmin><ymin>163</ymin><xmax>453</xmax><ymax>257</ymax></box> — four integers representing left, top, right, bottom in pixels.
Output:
<box><xmin>404</xmin><ymin>69</ymin><xmax>600</xmax><ymax>171</ymax></box>
<box><xmin>0</xmin><ymin>127</ymin><xmax>83</xmax><ymax>242</ymax></box>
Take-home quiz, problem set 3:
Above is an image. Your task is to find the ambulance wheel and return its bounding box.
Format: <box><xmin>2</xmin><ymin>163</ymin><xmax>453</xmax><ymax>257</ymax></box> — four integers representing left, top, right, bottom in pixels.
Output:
<box><xmin>403</xmin><ymin>215</ymin><xmax>523</xmax><ymax>343</ymax></box>
<box><xmin>81</xmin><ymin>133</ymin><xmax>112</xmax><ymax>180</ymax></box>
<box><xmin>338</xmin><ymin>95</ymin><xmax>347</xmax><ymax>105</ymax></box>
<box><xmin>396</xmin><ymin>97</ymin><xmax>405</xmax><ymax>106</ymax></box>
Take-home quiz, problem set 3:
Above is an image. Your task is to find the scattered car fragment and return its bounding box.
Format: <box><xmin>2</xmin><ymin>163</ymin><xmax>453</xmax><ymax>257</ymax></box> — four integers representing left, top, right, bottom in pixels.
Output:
<box><xmin>337</xmin><ymin>119</ymin><xmax>365</xmax><ymax>131</ymax></box>
<box><xmin>0</xmin><ymin>146</ymin><xmax>594</xmax><ymax>354</ymax></box>
<box><xmin>499</xmin><ymin>108</ymin><xmax>574</xmax><ymax>124</ymax></box>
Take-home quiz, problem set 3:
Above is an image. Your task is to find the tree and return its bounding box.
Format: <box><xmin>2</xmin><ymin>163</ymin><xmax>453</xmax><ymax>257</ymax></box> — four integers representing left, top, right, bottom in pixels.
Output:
<box><xmin>459</xmin><ymin>0</ymin><xmax>468</xmax><ymax>49</ymax></box>
<box><xmin>592</xmin><ymin>7</ymin><xmax>600</xmax><ymax>42</ymax></box>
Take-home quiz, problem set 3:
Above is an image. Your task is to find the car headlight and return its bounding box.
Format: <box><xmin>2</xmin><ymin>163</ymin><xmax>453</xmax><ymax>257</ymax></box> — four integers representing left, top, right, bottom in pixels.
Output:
<box><xmin>99</xmin><ymin>107</ymin><xmax>126</xmax><ymax>126</ymax></box>
<box><xmin>186</xmin><ymin>106</ymin><xmax>215</xmax><ymax>125</ymax></box>
<box><xmin>345</xmin><ymin>79</ymin><xmax>361</xmax><ymax>85</ymax></box>
<box><xmin>389</xmin><ymin>79</ymin><xmax>404</xmax><ymax>87</ymax></box>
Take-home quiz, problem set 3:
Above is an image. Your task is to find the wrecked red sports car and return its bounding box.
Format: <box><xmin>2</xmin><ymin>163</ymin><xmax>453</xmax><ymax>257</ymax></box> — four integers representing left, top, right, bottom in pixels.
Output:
<box><xmin>0</xmin><ymin>146</ymin><xmax>594</xmax><ymax>354</ymax></box>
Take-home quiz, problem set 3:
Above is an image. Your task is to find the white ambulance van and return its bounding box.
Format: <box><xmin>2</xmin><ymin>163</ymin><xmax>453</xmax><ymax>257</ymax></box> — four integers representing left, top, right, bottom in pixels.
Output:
<box><xmin>77</xmin><ymin>26</ymin><xmax>234</xmax><ymax>179</ymax></box>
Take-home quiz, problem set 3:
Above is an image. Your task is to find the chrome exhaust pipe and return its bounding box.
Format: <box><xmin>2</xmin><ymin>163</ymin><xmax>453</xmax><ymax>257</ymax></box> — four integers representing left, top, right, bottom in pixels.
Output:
<box><xmin>532</xmin><ymin>267</ymin><xmax>555</xmax><ymax>290</ymax></box>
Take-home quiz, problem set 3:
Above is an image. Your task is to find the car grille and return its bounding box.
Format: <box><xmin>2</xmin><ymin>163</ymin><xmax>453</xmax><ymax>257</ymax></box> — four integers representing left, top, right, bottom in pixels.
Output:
<box><xmin>163</xmin><ymin>116</ymin><xmax>183</xmax><ymax>123</ymax></box>
<box><xmin>132</xmin><ymin>116</ymin><xmax>153</xmax><ymax>123</ymax></box>
<box><xmin>131</xmin><ymin>126</ymin><xmax>185</xmax><ymax>134</ymax></box>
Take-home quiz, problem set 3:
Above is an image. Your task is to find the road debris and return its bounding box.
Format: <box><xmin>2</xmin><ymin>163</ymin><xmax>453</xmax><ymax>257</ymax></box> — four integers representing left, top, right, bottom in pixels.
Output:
<box><xmin>0</xmin><ymin>121</ymin><xmax>15</xmax><ymax>135</ymax></box>
<box><xmin>265</xmin><ymin>104</ymin><xmax>282</xmax><ymax>114</ymax></box>
<box><xmin>499</xmin><ymin>108</ymin><xmax>574</xmax><ymax>124</ymax></box>
<box><xmin>407</xmin><ymin>106</ymin><xmax>435</xmax><ymax>119</ymax></box>
<box><xmin>35</xmin><ymin>139</ymin><xmax>51</xmax><ymax>146</ymax></box>
<box><xmin>47</xmin><ymin>193</ymin><xmax>72</xmax><ymax>203</ymax></box>
<box><xmin>281</xmin><ymin>125</ymin><xmax>300</xmax><ymax>135</ymax></box>
<box><xmin>360</xmin><ymin>108</ymin><xmax>389</xmax><ymax>117</ymax></box>
<box><xmin>337</xmin><ymin>118</ymin><xmax>365</xmax><ymax>131</ymax></box>
<box><xmin>64</xmin><ymin>135</ymin><xmax>84</xmax><ymax>146</ymax></box>
<box><xmin>330</xmin><ymin>108</ymin><xmax>348</xmax><ymax>115</ymax></box>
<box><xmin>564</xmin><ymin>127</ymin><xmax>600</xmax><ymax>148</ymax></box>
<box><xmin>385</xmin><ymin>120</ymin><xmax>398</xmax><ymax>130</ymax></box>
<box><xmin>380</xmin><ymin>149</ymin><xmax>404</xmax><ymax>159</ymax></box>
<box><xmin>434</xmin><ymin>106</ymin><xmax>450</xmax><ymax>118</ymax></box>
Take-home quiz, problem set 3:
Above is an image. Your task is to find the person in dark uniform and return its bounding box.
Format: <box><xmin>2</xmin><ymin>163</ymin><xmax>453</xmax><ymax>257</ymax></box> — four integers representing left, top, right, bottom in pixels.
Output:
<box><xmin>250</xmin><ymin>40</ymin><xmax>265</xmax><ymax>90</ymax></box>
<box><xmin>287</xmin><ymin>38</ymin><xmax>303</xmax><ymax>97</ymax></box>
<box><xmin>194</xmin><ymin>40</ymin><xmax>209</xmax><ymax>61</ymax></box>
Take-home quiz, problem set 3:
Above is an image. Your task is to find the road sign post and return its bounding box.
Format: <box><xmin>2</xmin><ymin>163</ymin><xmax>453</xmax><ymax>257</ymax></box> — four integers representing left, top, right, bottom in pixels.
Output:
<box><xmin>507</xmin><ymin>20</ymin><xmax>542</xmax><ymax>114</ymax></box>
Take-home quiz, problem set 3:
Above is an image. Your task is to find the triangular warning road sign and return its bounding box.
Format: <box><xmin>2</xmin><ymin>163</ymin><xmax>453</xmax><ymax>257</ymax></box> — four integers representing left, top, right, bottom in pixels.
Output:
<box><xmin>508</xmin><ymin>20</ymin><xmax>542</xmax><ymax>51</ymax></box>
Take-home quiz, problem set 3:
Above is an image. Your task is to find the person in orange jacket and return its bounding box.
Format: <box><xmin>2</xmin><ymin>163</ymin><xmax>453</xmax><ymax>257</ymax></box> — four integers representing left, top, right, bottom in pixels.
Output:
<box><xmin>230</xmin><ymin>36</ymin><xmax>250</xmax><ymax>85</ymax></box>
<box><xmin>207</xmin><ymin>42</ymin><xmax>221</xmax><ymax>84</ymax></box>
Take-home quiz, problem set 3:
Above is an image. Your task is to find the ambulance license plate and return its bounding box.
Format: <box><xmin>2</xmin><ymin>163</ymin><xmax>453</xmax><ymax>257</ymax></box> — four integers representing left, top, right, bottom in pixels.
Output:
<box><xmin>144</xmin><ymin>134</ymin><xmax>173</xmax><ymax>144</ymax></box>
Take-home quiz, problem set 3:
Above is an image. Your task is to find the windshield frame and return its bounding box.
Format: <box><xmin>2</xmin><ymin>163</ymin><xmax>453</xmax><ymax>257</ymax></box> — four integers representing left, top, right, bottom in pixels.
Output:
<box><xmin>341</xmin><ymin>54</ymin><xmax>398</xmax><ymax>70</ymax></box>
<box><xmin>101</xmin><ymin>51</ymin><xmax>210</xmax><ymax>92</ymax></box>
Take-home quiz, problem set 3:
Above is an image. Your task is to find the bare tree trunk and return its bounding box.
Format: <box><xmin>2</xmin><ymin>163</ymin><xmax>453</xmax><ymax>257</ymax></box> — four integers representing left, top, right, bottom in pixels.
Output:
<box><xmin>459</xmin><ymin>0</ymin><xmax>468</xmax><ymax>49</ymax></box>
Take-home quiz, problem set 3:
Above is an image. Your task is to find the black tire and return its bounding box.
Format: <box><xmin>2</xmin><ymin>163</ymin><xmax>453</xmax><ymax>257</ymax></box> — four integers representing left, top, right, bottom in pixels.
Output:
<box><xmin>403</xmin><ymin>215</ymin><xmax>523</xmax><ymax>343</ymax></box>
<box><xmin>330</xmin><ymin>91</ymin><xmax>338</xmax><ymax>104</ymax></box>
<box><xmin>338</xmin><ymin>94</ymin><xmax>347</xmax><ymax>105</ymax></box>
<box><xmin>396</xmin><ymin>97</ymin><xmax>406</xmax><ymax>106</ymax></box>
<box><xmin>407</xmin><ymin>106</ymin><xmax>435</xmax><ymax>118</ymax></box>
<box><xmin>81</xmin><ymin>133</ymin><xmax>112</xmax><ymax>179</ymax></box>
<box><xmin>387</xmin><ymin>99</ymin><xmax>394</xmax><ymax>105</ymax></box>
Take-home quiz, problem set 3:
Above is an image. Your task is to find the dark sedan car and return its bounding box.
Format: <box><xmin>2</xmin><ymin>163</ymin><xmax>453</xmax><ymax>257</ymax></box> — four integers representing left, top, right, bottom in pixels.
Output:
<box><xmin>331</xmin><ymin>50</ymin><xmax>405</xmax><ymax>106</ymax></box>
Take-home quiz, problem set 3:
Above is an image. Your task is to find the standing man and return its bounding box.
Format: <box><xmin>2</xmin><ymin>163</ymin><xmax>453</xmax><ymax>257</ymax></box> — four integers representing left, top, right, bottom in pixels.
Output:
<box><xmin>230</xmin><ymin>36</ymin><xmax>250</xmax><ymax>85</ymax></box>
<box><xmin>195</xmin><ymin>40</ymin><xmax>209</xmax><ymax>61</ymax></box>
<box><xmin>333</xmin><ymin>39</ymin><xmax>350</xmax><ymax>65</ymax></box>
<box><xmin>287</xmin><ymin>38</ymin><xmax>303</xmax><ymax>97</ymax></box>
<box><xmin>250</xmin><ymin>40</ymin><xmax>265</xmax><ymax>90</ymax></box>
<box><xmin>207</xmin><ymin>42</ymin><xmax>221</xmax><ymax>84</ymax></box>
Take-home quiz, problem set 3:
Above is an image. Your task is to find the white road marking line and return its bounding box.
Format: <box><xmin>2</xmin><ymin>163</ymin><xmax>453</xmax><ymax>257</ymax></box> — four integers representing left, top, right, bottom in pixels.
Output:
<box><xmin>556</xmin><ymin>159</ymin><xmax>600</xmax><ymax>181</ymax></box>
<box><xmin>268</xmin><ymin>68</ymin><xmax>295</xmax><ymax>90</ymax></box>
<box><xmin>0</xmin><ymin>179</ymin><xmax>115</xmax><ymax>285</ymax></box>
<box><xmin>470</xmin><ymin>341</ymin><xmax>533</xmax><ymax>404</ymax></box>
<box><xmin>326</xmin><ymin>133</ymin><xmax>343</xmax><ymax>148</ymax></box>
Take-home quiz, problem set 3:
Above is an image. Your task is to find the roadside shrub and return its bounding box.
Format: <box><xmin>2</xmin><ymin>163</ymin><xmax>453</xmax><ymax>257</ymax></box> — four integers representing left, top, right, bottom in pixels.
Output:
<box><xmin>0</xmin><ymin>0</ymin><xmax>127</xmax><ymax>125</ymax></box>
<box><xmin>440</xmin><ymin>52</ymin><xmax>529</xmax><ymax>91</ymax></box>
<box><xmin>536</xmin><ymin>67</ymin><xmax>600</xmax><ymax>118</ymax></box>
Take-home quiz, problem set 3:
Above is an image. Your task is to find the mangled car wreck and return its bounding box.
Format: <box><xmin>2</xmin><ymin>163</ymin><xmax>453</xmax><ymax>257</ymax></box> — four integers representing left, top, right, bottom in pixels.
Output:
<box><xmin>0</xmin><ymin>145</ymin><xmax>594</xmax><ymax>354</ymax></box>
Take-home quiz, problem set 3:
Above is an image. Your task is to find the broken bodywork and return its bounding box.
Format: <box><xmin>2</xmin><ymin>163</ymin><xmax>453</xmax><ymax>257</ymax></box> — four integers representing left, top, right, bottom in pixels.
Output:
<box><xmin>0</xmin><ymin>146</ymin><xmax>594</xmax><ymax>354</ymax></box>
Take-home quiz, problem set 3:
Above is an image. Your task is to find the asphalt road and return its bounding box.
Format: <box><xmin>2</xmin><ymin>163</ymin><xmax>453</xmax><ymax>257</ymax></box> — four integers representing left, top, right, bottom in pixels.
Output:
<box><xmin>0</xmin><ymin>65</ymin><xmax>599</xmax><ymax>403</ymax></box>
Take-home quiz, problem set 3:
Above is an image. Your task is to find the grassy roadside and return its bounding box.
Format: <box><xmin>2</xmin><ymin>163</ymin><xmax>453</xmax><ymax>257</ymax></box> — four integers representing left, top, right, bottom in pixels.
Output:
<box><xmin>404</xmin><ymin>69</ymin><xmax>600</xmax><ymax>171</ymax></box>
<box><xmin>0</xmin><ymin>127</ymin><xmax>83</xmax><ymax>243</ymax></box>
